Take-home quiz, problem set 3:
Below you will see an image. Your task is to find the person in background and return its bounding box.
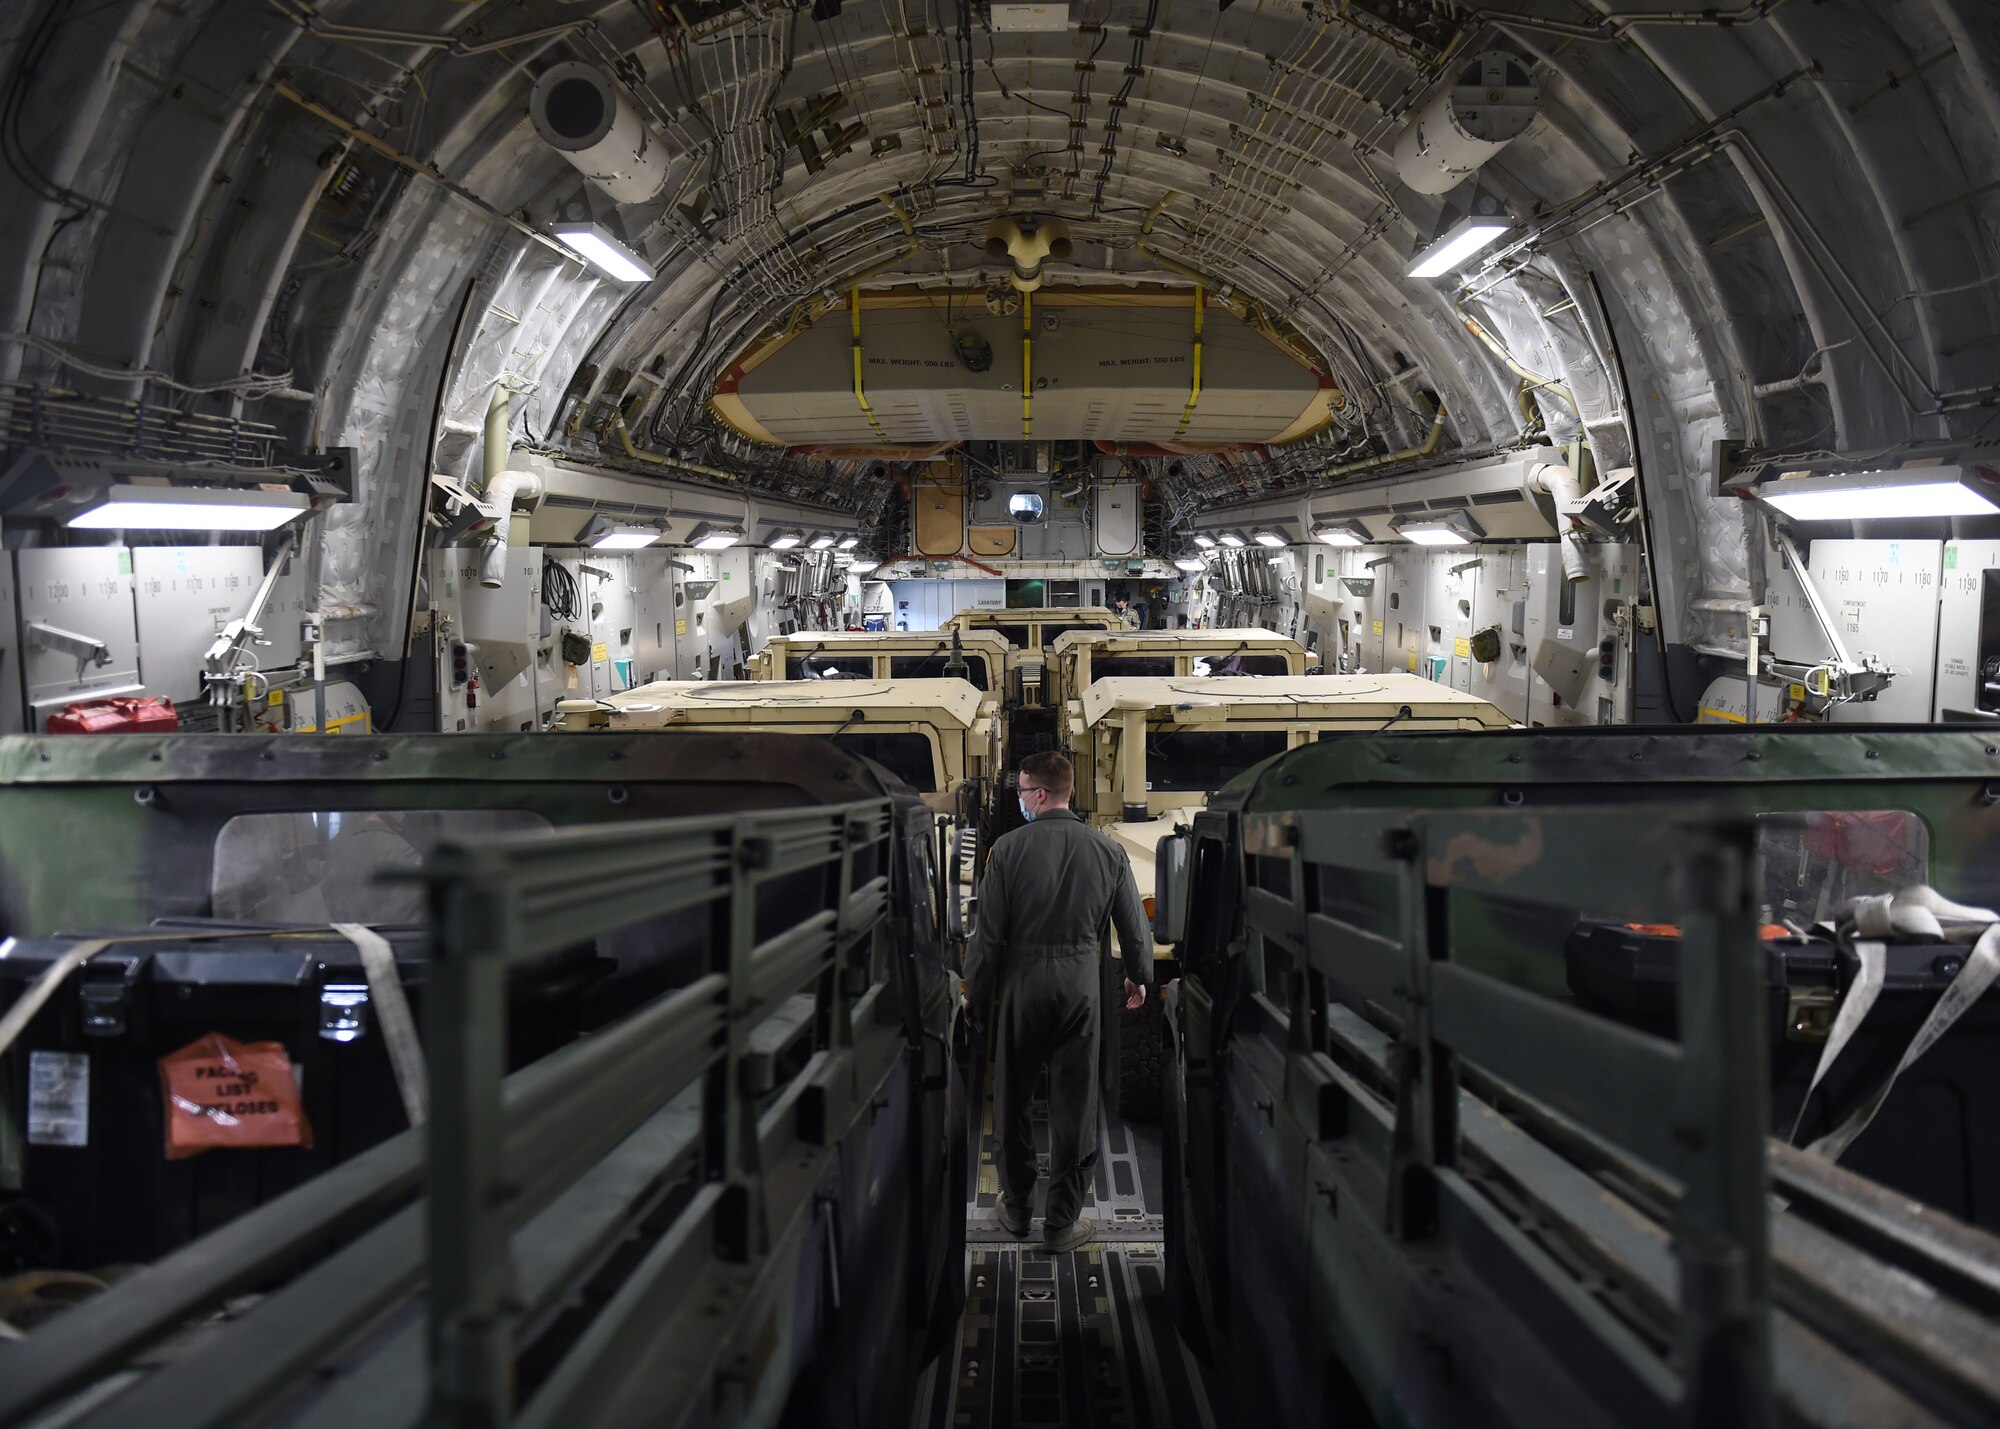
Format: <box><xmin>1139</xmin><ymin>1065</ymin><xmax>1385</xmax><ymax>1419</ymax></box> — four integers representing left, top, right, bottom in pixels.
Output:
<box><xmin>963</xmin><ymin>752</ymin><xmax>1152</xmax><ymax>1251</ymax></box>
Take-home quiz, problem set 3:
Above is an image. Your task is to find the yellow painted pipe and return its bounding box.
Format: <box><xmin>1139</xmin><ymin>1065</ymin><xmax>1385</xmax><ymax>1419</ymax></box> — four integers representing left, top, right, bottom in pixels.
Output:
<box><xmin>1173</xmin><ymin>283</ymin><xmax>1205</xmax><ymax>439</ymax></box>
<box><xmin>1021</xmin><ymin>289</ymin><xmax>1034</xmax><ymax>437</ymax></box>
<box><xmin>851</xmin><ymin>286</ymin><xmax>889</xmax><ymax>440</ymax></box>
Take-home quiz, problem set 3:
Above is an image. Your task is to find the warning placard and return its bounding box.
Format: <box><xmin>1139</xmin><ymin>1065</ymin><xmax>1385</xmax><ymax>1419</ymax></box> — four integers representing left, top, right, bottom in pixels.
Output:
<box><xmin>159</xmin><ymin>1033</ymin><xmax>312</xmax><ymax>1160</ymax></box>
<box><xmin>28</xmin><ymin>1051</ymin><xmax>89</xmax><ymax>1147</ymax></box>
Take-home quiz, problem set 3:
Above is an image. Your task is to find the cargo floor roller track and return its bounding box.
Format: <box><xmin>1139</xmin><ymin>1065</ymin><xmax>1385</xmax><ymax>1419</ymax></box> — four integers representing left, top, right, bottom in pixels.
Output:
<box><xmin>914</xmin><ymin>1098</ymin><xmax>1220</xmax><ymax>1428</ymax></box>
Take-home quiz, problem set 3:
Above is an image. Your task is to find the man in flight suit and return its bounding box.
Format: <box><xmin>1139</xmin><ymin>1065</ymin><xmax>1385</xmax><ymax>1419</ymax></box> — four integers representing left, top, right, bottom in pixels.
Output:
<box><xmin>964</xmin><ymin>751</ymin><xmax>1153</xmax><ymax>1251</ymax></box>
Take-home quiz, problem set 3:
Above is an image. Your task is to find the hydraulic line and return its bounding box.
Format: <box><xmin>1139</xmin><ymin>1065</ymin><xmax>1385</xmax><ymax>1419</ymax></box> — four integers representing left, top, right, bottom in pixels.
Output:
<box><xmin>1324</xmin><ymin>396</ymin><xmax>1447</xmax><ymax>476</ymax></box>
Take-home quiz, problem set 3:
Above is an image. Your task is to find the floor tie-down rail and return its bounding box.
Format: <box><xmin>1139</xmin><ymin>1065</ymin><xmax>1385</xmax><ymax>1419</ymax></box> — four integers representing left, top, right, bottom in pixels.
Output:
<box><xmin>1216</xmin><ymin>805</ymin><xmax>2000</xmax><ymax>1428</ymax></box>
<box><xmin>0</xmin><ymin>798</ymin><xmax>962</xmax><ymax>1429</ymax></box>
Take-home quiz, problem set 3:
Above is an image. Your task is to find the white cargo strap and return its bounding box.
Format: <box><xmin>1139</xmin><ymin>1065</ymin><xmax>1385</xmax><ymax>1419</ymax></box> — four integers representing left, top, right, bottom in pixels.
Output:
<box><xmin>332</xmin><ymin>923</ymin><xmax>428</xmax><ymax>1129</ymax></box>
<box><xmin>1793</xmin><ymin>887</ymin><xmax>1999</xmax><ymax>1163</ymax></box>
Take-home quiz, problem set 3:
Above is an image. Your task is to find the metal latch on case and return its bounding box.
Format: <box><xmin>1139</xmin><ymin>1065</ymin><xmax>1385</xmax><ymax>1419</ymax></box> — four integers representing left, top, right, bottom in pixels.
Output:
<box><xmin>78</xmin><ymin>958</ymin><xmax>145</xmax><ymax>1038</ymax></box>
<box><xmin>319</xmin><ymin>984</ymin><xmax>372</xmax><ymax>1042</ymax></box>
<box><xmin>1785</xmin><ymin>987</ymin><xmax>1839</xmax><ymax>1042</ymax></box>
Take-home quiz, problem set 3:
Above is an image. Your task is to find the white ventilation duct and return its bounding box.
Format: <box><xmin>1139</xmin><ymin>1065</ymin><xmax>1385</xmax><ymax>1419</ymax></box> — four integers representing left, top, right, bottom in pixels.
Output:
<box><xmin>1530</xmin><ymin>460</ymin><xmax>1589</xmax><ymax>583</ymax></box>
<box><xmin>1391</xmin><ymin>51</ymin><xmax>1539</xmax><ymax>195</ymax></box>
<box><xmin>530</xmin><ymin>62</ymin><xmax>671</xmax><ymax>205</ymax></box>
<box><xmin>477</xmin><ymin>385</ymin><xmax>544</xmax><ymax>587</ymax></box>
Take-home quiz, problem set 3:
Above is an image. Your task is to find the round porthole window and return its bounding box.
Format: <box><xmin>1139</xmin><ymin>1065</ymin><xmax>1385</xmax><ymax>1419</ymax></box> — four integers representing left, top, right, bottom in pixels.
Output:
<box><xmin>1008</xmin><ymin>492</ymin><xmax>1044</xmax><ymax>523</ymax></box>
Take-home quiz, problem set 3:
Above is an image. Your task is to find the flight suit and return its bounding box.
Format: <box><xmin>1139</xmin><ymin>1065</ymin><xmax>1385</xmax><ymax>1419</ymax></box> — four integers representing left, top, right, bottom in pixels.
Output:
<box><xmin>964</xmin><ymin>808</ymin><xmax>1153</xmax><ymax>1230</ymax></box>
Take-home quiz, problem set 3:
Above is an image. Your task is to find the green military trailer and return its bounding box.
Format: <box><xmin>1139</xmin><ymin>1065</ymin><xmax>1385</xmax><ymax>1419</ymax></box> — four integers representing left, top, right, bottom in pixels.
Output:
<box><xmin>0</xmin><ymin>732</ymin><xmax>969</xmax><ymax>1428</ymax></box>
<box><xmin>1149</xmin><ymin>725</ymin><xmax>2000</xmax><ymax>1429</ymax></box>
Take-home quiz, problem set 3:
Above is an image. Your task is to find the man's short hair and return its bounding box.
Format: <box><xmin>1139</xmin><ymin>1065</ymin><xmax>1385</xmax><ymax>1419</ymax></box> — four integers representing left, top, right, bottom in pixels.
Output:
<box><xmin>1019</xmin><ymin>751</ymin><xmax>1074</xmax><ymax>800</ymax></box>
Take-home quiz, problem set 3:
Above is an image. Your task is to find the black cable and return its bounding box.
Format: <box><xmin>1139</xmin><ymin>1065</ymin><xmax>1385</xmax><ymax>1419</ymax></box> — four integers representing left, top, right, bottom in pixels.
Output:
<box><xmin>646</xmin><ymin>277</ymin><xmax>732</xmax><ymax>445</ymax></box>
<box><xmin>1</xmin><ymin>1</ymin><xmax>82</xmax><ymax>205</ymax></box>
<box><xmin>541</xmin><ymin>557</ymin><xmax>582</xmax><ymax>623</ymax></box>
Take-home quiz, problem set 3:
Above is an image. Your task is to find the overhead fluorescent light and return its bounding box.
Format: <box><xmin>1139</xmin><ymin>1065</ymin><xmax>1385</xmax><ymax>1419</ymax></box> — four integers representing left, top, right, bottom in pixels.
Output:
<box><xmin>1407</xmin><ymin>216</ymin><xmax>1510</xmax><ymax>279</ymax></box>
<box><xmin>1191</xmin><ymin>532</ymin><xmax>1217</xmax><ymax>550</ymax></box>
<box><xmin>1311</xmin><ymin>520</ymin><xmax>1372</xmax><ymax>547</ymax></box>
<box><xmin>769</xmin><ymin>529</ymin><xmax>805</xmax><ymax>549</ymax></box>
<box><xmin>67</xmin><ymin>485</ymin><xmax>310</xmax><ymax>531</ymax></box>
<box><xmin>687</xmin><ymin>521</ymin><xmax>743</xmax><ymax>550</ymax></box>
<box><xmin>1390</xmin><ymin>508</ymin><xmax>1485</xmax><ymax>546</ymax></box>
<box><xmin>807</xmin><ymin>531</ymin><xmax>837</xmax><ymax>550</ymax></box>
<box><xmin>1173</xmin><ymin>555</ymin><xmax>1206</xmax><ymax>572</ymax></box>
<box><xmin>1252</xmin><ymin>529</ymin><xmax>1287</xmax><ymax>548</ymax></box>
<box><xmin>551</xmin><ymin>222</ymin><xmax>653</xmax><ymax>283</ymax></box>
<box><xmin>1216</xmin><ymin>529</ymin><xmax>1247</xmax><ymax>548</ymax></box>
<box><xmin>1757</xmin><ymin>465</ymin><xmax>2000</xmax><ymax>522</ymax></box>
<box><xmin>578</xmin><ymin>512</ymin><xmax>660</xmax><ymax>549</ymax></box>
<box><xmin>836</xmin><ymin>533</ymin><xmax>861</xmax><ymax>550</ymax></box>
<box><xmin>848</xmin><ymin>558</ymin><xmax>880</xmax><ymax>574</ymax></box>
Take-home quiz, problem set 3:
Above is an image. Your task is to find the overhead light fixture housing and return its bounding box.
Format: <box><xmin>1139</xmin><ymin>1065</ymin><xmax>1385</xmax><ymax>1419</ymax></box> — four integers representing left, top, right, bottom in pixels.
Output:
<box><xmin>769</xmin><ymin>528</ymin><xmax>805</xmax><ymax>550</ymax></box>
<box><xmin>1191</xmin><ymin>532</ymin><xmax>1217</xmax><ymax>550</ymax></box>
<box><xmin>1391</xmin><ymin>509</ymin><xmax>1485</xmax><ymax>546</ymax></box>
<box><xmin>551</xmin><ymin>221</ymin><xmax>653</xmax><ymax>283</ymax></box>
<box><xmin>66</xmin><ymin>485</ymin><xmax>311</xmax><ymax>532</ymax></box>
<box><xmin>1756</xmin><ymin>464</ymin><xmax>2000</xmax><ymax>522</ymax></box>
<box><xmin>848</xmin><ymin>558</ymin><xmax>880</xmax><ymax>574</ymax></box>
<box><xmin>1407</xmin><ymin>215</ymin><xmax>1510</xmax><ymax>279</ymax></box>
<box><xmin>578</xmin><ymin>512</ymin><xmax>660</xmax><ymax>549</ymax></box>
<box><xmin>1252</xmin><ymin>528</ymin><xmax>1287</xmax><ymax>548</ymax></box>
<box><xmin>1311</xmin><ymin>519</ymin><xmax>1373</xmax><ymax>547</ymax></box>
<box><xmin>687</xmin><ymin>521</ymin><xmax>743</xmax><ymax>550</ymax></box>
<box><xmin>1216</xmin><ymin>529</ymin><xmax>1248</xmax><ymax>548</ymax></box>
<box><xmin>1172</xmin><ymin>555</ymin><xmax>1207</xmax><ymax>572</ymax></box>
<box><xmin>836</xmin><ymin>533</ymin><xmax>861</xmax><ymax>550</ymax></box>
<box><xmin>807</xmin><ymin>531</ymin><xmax>837</xmax><ymax>550</ymax></box>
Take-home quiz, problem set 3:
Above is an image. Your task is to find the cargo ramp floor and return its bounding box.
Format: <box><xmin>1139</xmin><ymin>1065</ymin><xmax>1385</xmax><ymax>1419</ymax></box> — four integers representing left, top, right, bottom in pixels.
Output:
<box><xmin>911</xmin><ymin>1097</ymin><xmax>1221</xmax><ymax>1428</ymax></box>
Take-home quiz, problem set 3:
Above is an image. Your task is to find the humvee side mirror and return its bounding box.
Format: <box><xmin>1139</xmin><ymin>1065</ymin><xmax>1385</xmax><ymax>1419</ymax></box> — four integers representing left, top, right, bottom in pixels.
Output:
<box><xmin>1153</xmin><ymin>830</ymin><xmax>1191</xmax><ymax>945</ymax></box>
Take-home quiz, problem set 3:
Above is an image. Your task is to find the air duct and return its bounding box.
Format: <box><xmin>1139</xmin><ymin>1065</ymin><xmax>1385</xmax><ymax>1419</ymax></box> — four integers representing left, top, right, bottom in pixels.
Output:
<box><xmin>1391</xmin><ymin>51</ymin><xmax>1539</xmax><ymax>194</ymax></box>
<box><xmin>1530</xmin><ymin>460</ymin><xmax>1588</xmax><ymax>584</ymax></box>
<box><xmin>986</xmin><ymin>216</ymin><xmax>1071</xmax><ymax>293</ymax></box>
<box><xmin>530</xmin><ymin>62</ymin><xmax>671</xmax><ymax>205</ymax></box>
<box><xmin>478</xmin><ymin>385</ymin><xmax>543</xmax><ymax>587</ymax></box>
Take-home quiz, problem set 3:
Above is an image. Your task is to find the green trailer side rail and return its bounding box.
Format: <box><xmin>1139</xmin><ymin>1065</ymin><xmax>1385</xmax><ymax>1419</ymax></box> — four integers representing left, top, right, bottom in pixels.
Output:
<box><xmin>1241</xmin><ymin>806</ymin><xmax>1774</xmax><ymax>1425</ymax></box>
<box><xmin>1161</xmin><ymin>726</ymin><xmax>2000</xmax><ymax>1428</ymax></box>
<box><xmin>0</xmin><ymin>796</ymin><xmax>960</xmax><ymax>1428</ymax></box>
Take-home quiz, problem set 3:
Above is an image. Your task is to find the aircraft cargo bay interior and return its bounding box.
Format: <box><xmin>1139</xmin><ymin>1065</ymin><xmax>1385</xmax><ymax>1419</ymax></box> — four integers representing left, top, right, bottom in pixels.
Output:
<box><xmin>0</xmin><ymin>1</ymin><xmax>1998</xmax><ymax>1426</ymax></box>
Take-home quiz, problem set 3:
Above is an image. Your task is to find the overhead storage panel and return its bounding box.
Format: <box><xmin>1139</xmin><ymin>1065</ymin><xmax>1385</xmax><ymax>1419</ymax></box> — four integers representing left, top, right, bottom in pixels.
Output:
<box><xmin>711</xmin><ymin>290</ymin><xmax>1337</xmax><ymax>449</ymax></box>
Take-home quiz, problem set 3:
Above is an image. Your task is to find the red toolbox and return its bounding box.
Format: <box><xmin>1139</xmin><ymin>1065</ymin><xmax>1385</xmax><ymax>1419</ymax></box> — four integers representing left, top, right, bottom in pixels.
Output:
<box><xmin>46</xmin><ymin>697</ymin><xmax>181</xmax><ymax>734</ymax></box>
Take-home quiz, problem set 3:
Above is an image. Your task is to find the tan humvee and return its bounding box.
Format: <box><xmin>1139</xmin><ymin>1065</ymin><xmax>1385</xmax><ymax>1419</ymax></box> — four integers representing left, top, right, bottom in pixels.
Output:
<box><xmin>749</xmin><ymin>630</ymin><xmax>1013</xmax><ymax>698</ymax></box>
<box><xmin>556</xmin><ymin>678</ymin><xmax>1001</xmax><ymax>805</ymax></box>
<box><xmin>940</xmin><ymin>606</ymin><xmax>1126</xmax><ymax>650</ymax></box>
<box><xmin>1066</xmin><ymin>672</ymin><xmax>1514</xmax><ymax>826</ymax></box>
<box><xmin>940</xmin><ymin>607</ymin><xmax>1128</xmax><ymax>751</ymax></box>
<box><xmin>1064</xmin><ymin>671</ymin><xmax>1515</xmax><ymax>1116</ymax></box>
<box><xmin>1046</xmin><ymin>627</ymin><xmax>1318</xmax><ymax>712</ymax></box>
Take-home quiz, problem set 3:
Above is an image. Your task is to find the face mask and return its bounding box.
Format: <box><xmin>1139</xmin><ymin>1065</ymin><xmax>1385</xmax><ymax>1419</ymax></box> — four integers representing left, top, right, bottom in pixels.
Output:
<box><xmin>1019</xmin><ymin>796</ymin><xmax>1036</xmax><ymax>823</ymax></box>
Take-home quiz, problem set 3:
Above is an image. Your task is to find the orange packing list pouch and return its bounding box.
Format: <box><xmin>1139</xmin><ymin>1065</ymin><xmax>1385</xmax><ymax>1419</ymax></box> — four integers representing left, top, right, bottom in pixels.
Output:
<box><xmin>158</xmin><ymin>1033</ymin><xmax>313</xmax><ymax>1160</ymax></box>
